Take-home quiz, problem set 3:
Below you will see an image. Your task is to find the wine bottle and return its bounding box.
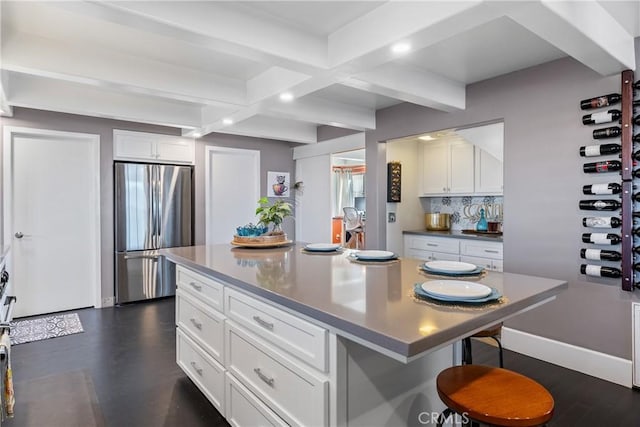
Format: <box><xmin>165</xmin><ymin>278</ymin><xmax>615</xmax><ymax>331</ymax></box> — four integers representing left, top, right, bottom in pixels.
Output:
<box><xmin>593</xmin><ymin>126</ymin><xmax>621</xmax><ymax>139</ymax></box>
<box><xmin>582</xmin><ymin>183</ymin><xmax>621</xmax><ymax>195</ymax></box>
<box><xmin>580</xmin><ymin>264</ymin><xmax>622</xmax><ymax>278</ymax></box>
<box><xmin>582</xmin><ymin>216</ymin><xmax>621</xmax><ymax>228</ymax></box>
<box><xmin>583</xmin><ymin>160</ymin><xmax>621</xmax><ymax>173</ymax></box>
<box><xmin>579</xmin><ymin>199</ymin><xmax>621</xmax><ymax>211</ymax></box>
<box><xmin>580</xmin><ymin>93</ymin><xmax>621</xmax><ymax>110</ymax></box>
<box><xmin>580</xmin><ymin>248</ymin><xmax>622</xmax><ymax>261</ymax></box>
<box><xmin>579</xmin><ymin>143</ymin><xmax>621</xmax><ymax>157</ymax></box>
<box><xmin>582</xmin><ymin>110</ymin><xmax>621</xmax><ymax>125</ymax></box>
<box><xmin>581</xmin><ymin>233</ymin><xmax>621</xmax><ymax>244</ymax></box>
<box><xmin>633</xmin><ymin>115</ymin><xmax>640</xmax><ymax>126</ymax></box>
<box><xmin>634</xmin><ymin>134</ymin><xmax>640</xmax><ymax>143</ymax></box>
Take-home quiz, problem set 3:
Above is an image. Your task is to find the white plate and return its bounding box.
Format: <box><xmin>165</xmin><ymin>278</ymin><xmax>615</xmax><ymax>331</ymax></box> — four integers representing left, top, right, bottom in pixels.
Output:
<box><xmin>304</xmin><ymin>243</ymin><xmax>341</xmax><ymax>252</ymax></box>
<box><xmin>424</xmin><ymin>260</ymin><xmax>478</xmax><ymax>273</ymax></box>
<box><xmin>354</xmin><ymin>250</ymin><xmax>396</xmax><ymax>260</ymax></box>
<box><xmin>421</xmin><ymin>280</ymin><xmax>492</xmax><ymax>299</ymax></box>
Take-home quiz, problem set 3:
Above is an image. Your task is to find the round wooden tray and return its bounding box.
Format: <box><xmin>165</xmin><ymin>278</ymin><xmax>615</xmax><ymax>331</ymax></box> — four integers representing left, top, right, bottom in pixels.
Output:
<box><xmin>230</xmin><ymin>240</ymin><xmax>293</xmax><ymax>248</ymax></box>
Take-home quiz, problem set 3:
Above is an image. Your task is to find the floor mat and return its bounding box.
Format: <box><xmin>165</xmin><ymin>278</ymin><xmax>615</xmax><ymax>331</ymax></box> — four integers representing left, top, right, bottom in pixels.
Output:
<box><xmin>10</xmin><ymin>313</ymin><xmax>84</xmax><ymax>345</ymax></box>
<box><xmin>12</xmin><ymin>370</ymin><xmax>105</xmax><ymax>427</ymax></box>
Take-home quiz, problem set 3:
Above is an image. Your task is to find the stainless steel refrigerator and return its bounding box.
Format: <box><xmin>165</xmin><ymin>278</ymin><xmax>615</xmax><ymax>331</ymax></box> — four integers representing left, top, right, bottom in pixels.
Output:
<box><xmin>115</xmin><ymin>162</ymin><xmax>193</xmax><ymax>304</ymax></box>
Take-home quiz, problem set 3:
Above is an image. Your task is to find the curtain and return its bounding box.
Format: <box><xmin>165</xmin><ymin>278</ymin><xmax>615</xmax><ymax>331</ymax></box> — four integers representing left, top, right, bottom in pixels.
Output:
<box><xmin>333</xmin><ymin>169</ymin><xmax>353</xmax><ymax>216</ymax></box>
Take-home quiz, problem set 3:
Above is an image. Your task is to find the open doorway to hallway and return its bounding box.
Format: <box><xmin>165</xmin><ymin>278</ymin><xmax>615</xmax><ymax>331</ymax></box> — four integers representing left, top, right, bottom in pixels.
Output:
<box><xmin>331</xmin><ymin>149</ymin><xmax>365</xmax><ymax>248</ymax></box>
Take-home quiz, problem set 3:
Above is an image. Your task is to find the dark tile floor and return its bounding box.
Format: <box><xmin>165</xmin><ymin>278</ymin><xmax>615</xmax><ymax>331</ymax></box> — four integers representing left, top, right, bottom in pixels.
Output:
<box><xmin>5</xmin><ymin>298</ymin><xmax>640</xmax><ymax>426</ymax></box>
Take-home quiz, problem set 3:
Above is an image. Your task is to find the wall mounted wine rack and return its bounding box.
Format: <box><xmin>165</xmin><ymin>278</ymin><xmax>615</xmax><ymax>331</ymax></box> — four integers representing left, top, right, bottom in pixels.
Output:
<box><xmin>578</xmin><ymin>70</ymin><xmax>635</xmax><ymax>291</ymax></box>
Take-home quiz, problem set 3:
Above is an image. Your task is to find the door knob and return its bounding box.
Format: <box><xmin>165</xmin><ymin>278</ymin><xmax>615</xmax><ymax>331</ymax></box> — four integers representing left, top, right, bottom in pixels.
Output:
<box><xmin>15</xmin><ymin>232</ymin><xmax>24</xmax><ymax>239</ymax></box>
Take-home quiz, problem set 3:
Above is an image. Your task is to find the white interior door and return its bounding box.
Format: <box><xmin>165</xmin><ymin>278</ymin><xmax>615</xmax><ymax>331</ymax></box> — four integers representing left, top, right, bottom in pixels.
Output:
<box><xmin>4</xmin><ymin>128</ymin><xmax>100</xmax><ymax>318</ymax></box>
<box><xmin>295</xmin><ymin>155</ymin><xmax>332</xmax><ymax>243</ymax></box>
<box><xmin>206</xmin><ymin>146</ymin><xmax>260</xmax><ymax>244</ymax></box>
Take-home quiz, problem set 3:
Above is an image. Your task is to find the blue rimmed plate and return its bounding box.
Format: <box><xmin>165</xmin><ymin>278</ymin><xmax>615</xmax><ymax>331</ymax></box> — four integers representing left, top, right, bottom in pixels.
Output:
<box><xmin>304</xmin><ymin>243</ymin><xmax>342</xmax><ymax>252</ymax></box>
<box><xmin>414</xmin><ymin>283</ymin><xmax>502</xmax><ymax>304</ymax></box>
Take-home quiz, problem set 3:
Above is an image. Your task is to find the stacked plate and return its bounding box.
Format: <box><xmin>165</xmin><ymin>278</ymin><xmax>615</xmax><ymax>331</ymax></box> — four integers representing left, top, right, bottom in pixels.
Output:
<box><xmin>351</xmin><ymin>250</ymin><xmax>398</xmax><ymax>262</ymax></box>
<box><xmin>303</xmin><ymin>243</ymin><xmax>342</xmax><ymax>253</ymax></box>
<box><xmin>421</xmin><ymin>260</ymin><xmax>485</xmax><ymax>277</ymax></box>
<box><xmin>414</xmin><ymin>280</ymin><xmax>501</xmax><ymax>303</ymax></box>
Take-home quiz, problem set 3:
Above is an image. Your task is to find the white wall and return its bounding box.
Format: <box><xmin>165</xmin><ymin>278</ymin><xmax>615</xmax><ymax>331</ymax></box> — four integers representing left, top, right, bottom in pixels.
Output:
<box><xmin>385</xmin><ymin>140</ymin><xmax>424</xmax><ymax>255</ymax></box>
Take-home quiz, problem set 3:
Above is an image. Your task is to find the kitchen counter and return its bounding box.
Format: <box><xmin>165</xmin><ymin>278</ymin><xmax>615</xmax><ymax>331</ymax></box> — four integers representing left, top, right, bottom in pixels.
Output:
<box><xmin>162</xmin><ymin>243</ymin><xmax>563</xmax><ymax>359</ymax></box>
<box><xmin>404</xmin><ymin>229</ymin><xmax>503</xmax><ymax>242</ymax></box>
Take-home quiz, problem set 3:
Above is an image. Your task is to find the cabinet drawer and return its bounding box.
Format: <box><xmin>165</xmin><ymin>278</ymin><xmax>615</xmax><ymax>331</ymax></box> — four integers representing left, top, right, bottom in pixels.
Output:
<box><xmin>406</xmin><ymin>249</ymin><xmax>459</xmax><ymax>262</ymax></box>
<box><xmin>405</xmin><ymin>236</ymin><xmax>459</xmax><ymax>254</ymax></box>
<box><xmin>226</xmin><ymin>323</ymin><xmax>328</xmax><ymax>427</ymax></box>
<box><xmin>225</xmin><ymin>373</ymin><xmax>287</xmax><ymax>427</ymax></box>
<box><xmin>460</xmin><ymin>255</ymin><xmax>494</xmax><ymax>270</ymax></box>
<box><xmin>177</xmin><ymin>328</ymin><xmax>225</xmax><ymax>415</ymax></box>
<box><xmin>460</xmin><ymin>240</ymin><xmax>503</xmax><ymax>260</ymax></box>
<box><xmin>177</xmin><ymin>290</ymin><xmax>225</xmax><ymax>364</ymax></box>
<box><xmin>177</xmin><ymin>266</ymin><xmax>224</xmax><ymax>313</ymax></box>
<box><xmin>225</xmin><ymin>288</ymin><xmax>327</xmax><ymax>371</ymax></box>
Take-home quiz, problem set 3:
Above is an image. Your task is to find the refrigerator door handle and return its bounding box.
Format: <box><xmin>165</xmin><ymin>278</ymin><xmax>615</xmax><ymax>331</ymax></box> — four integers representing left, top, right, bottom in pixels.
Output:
<box><xmin>123</xmin><ymin>253</ymin><xmax>159</xmax><ymax>261</ymax></box>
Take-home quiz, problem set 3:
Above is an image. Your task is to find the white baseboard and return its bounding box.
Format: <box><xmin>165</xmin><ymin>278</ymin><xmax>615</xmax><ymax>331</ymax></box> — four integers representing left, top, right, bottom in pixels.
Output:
<box><xmin>502</xmin><ymin>327</ymin><xmax>632</xmax><ymax>388</ymax></box>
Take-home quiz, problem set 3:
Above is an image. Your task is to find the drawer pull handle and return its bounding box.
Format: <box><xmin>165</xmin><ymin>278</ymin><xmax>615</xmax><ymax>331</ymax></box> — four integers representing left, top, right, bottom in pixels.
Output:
<box><xmin>189</xmin><ymin>282</ymin><xmax>202</xmax><ymax>291</ymax></box>
<box><xmin>254</xmin><ymin>368</ymin><xmax>275</xmax><ymax>387</ymax></box>
<box><xmin>426</xmin><ymin>243</ymin><xmax>438</xmax><ymax>247</ymax></box>
<box><xmin>253</xmin><ymin>316</ymin><xmax>274</xmax><ymax>330</ymax></box>
<box><xmin>484</xmin><ymin>250</ymin><xmax>500</xmax><ymax>254</ymax></box>
<box><xmin>189</xmin><ymin>318</ymin><xmax>202</xmax><ymax>330</ymax></box>
<box><xmin>190</xmin><ymin>361</ymin><xmax>203</xmax><ymax>376</ymax></box>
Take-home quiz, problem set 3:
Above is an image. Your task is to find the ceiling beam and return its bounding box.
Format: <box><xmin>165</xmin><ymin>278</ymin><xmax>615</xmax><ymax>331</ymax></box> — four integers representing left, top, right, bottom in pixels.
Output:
<box><xmin>7</xmin><ymin>72</ymin><xmax>201</xmax><ymax>129</ymax></box>
<box><xmin>344</xmin><ymin>64</ymin><xmax>466</xmax><ymax>112</ymax></box>
<box><xmin>246</xmin><ymin>67</ymin><xmax>311</xmax><ymax>104</ymax></box>
<box><xmin>2</xmin><ymin>33</ymin><xmax>247</xmax><ymax>106</ymax></box>
<box><xmin>503</xmin><ymin>1</ymin><xmax>635</xmax><ymax>75</ymax></box>
<box><xmin>261</xmin><ymin>96</ymin><xmax>375</xmax><ymax>130</ymax></box>
<box><xmin>0</xmin><ymin>72</ymin><xmax>13</xmax><ymax>117</ymax></box>
<box><xmin>209</xmin><ymin>115</ymin><xmax>317</xmax><ymax>144</ymax></box>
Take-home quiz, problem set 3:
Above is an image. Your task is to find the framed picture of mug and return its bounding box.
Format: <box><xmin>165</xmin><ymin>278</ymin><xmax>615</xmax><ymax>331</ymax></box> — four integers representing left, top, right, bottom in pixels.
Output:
<box><xmin>267</xmin><ymin>171</ymin><xmax>290</xmax><ymax>197</ymax></box>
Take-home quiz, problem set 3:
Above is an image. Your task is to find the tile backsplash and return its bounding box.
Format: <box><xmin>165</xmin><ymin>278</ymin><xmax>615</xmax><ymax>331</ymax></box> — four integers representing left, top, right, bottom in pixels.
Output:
<box><xmin>421</xmin><ymin>196</ymin><xmax>504</xmax><ymax>230</ymax></box>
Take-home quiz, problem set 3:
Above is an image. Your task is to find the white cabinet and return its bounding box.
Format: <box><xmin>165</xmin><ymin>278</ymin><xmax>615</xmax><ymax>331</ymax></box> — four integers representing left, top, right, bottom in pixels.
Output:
<box><xmin>114</xmin><ymin>129</ymin><xmax>194</xmax><ymax>164</ymax></box>
<box><xmin>475</xmin><ymin>147</ymin><xmax>503</xmax><ymax>194</ymax></box>
<box><xmin>175</xmin><ymin>264</ymin><xmax>330</xmax><ymax>427</ymax></box>
<box><xmin>419</xmin><ymin>139</ymin><xmax>474</xmax><ymax>196</ymax></box>
<box><xmin>404</xmin><ymin>234</ymin><xmax>503</xmax><ymax>271</ymax></box>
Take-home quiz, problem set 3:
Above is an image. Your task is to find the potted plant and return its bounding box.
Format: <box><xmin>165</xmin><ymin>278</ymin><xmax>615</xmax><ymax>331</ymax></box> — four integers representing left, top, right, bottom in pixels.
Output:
<box><xmin>255</xmin><ymin>197</ymin><xmax>293</xmax><ymax>235</ymax></box>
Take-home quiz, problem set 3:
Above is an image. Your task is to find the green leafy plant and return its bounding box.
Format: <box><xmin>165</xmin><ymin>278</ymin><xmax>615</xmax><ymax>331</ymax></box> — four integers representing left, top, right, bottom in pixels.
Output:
<box><xmin>255</xmin><ymin>197</ymin><xmax>293</xmax><ymax>234</ymax></box>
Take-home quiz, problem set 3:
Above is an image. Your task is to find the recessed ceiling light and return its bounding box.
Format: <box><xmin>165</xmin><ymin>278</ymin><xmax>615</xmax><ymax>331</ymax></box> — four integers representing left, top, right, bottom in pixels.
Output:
<box><xmin>279</xmin><ymin>92</ymin><xmax>294</xmax><ymax>102</ymax></box>
<box><xmin>192</xmin><ymin>132</ymin><xmax>202</xmax><ymax>138</ymax></box>
<box><xmin>222</xmin><ymin>118</ymin><xmax>234</xmax><ymax>125</ymax></box>
<box><xmin>391</xmin><ymin>42</ymin><xmax>411</xmax><ymax>54</ymax></box>
<box><xmin>418</xmin><ymin>135</ymin><xmax>435</xmax><ymax>141</ymax></box>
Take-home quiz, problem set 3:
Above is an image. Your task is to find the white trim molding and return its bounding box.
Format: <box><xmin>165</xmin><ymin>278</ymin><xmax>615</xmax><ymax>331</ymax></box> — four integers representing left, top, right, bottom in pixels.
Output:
<box><xmin>502</xmin><ymin>327</ymin><xmax>632</xmax><ymax>388</ymax></box>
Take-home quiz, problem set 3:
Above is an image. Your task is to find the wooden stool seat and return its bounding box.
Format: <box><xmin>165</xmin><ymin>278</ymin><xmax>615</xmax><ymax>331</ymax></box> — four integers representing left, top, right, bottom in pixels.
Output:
<box><xmin>472</xmin><ymin>322</ymin><xmax>503</xmax><ymax>338</ymax></box>
<box><xmin>437</xmin><ymin>365</ymin><xmax>554</xmax><ymax>427</ymax></box>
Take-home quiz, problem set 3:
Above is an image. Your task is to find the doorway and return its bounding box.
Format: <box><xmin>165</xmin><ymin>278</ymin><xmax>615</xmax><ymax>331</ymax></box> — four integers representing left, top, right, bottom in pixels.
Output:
<box><xmin>3</xmin><ymin>127</ymin><xmax>101</xmax><ymax>318</ymax></box>
<box><xmin>205</xmin><ymin>146</ymin><xmax>260</xmax><ymax>244</ymax></box>
<box><xmin>331</xmin><ymin>149</ymin><xmax>366</xmax><ymax>247</ymax></box>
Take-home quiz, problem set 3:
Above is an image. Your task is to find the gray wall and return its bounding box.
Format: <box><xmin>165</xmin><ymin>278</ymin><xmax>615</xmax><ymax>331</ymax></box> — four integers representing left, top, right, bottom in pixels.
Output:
<box><xmin>317</xmin><ymin>125</ymin><xmax>361</xmax><ymax>142</ymax></box>
<box><xmin>366</xmin><ymin>56</ymin><xmax>640</xmax><ymax>359</ymax></box>
<box><xmin>193</xmin><ymin>133</ymin><xmax>297</xmax><ymax>245</ymax></box>
<box><xmin>0</xmin><ymin>107</ymin><xmax>296</xmax><ymax>303</ymax></box>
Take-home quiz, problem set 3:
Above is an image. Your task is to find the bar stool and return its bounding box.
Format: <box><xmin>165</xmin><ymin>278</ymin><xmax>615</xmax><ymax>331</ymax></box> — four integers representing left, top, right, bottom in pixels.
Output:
<box><xmin>463</xmin><ymin>322</ymin><xmax>504</xmax><ymax>368</ymax></box>
<box><xmin>436</xmin><ymin>365</ymin><xmax>554</xmax><ymax>427</ymax></box>
<box><xmin>343</xmin><ymin>207</ymin><xmax>364</xmax><ymax>249</ymax></box>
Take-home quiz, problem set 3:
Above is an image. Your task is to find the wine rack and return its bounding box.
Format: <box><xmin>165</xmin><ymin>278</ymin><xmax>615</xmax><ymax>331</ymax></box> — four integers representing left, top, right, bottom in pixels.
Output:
<box><xmin>578</xmin><ymin>70</ymin><xmax>635</xmax><ymax>290</ymax></box>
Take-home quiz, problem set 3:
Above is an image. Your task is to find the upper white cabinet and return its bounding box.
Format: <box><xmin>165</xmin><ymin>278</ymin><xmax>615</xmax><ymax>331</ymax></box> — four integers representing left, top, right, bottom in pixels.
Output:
<box><xmin>475</xmin><ymin>147</ymin><xmax>503</xmax><ymax>194</ymax></box>
<box><xmin>114</xmin><ymin>129</ymin><xmax>195</xmax><ymax>164</ymax></box>
<box><xmin>419</xmin><ymin>139</ymin><xmax>474</xmax><ymax>196</ymax></box>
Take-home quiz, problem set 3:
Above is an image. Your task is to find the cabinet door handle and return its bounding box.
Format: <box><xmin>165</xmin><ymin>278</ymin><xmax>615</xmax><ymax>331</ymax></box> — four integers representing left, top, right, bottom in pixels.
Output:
<box><xmin>253</xmin><ymin>368</ymin><xmax>275</xmax><ymax>387</ymax></box>
<box><xmin>426</xmin><ymin>243</ymin><xmax>438</xmax><ymax>247</ymax></box>
<box><xmin>189</xmin><ymin>282</ymin><xmax>202</xmax><ymax>291</ymax></box>
<box><xmin>484</xmin><ymin>250</ymin><xmax>500</xmax><ymax>254</ymax></box>
<box><xmin>253</xmin><ymin>315</ymin><xmax>274</xmax><ymax>331</ymax></box>
<box><xmin>190</xmin><ymin>361</ymin><xmax>203</xmax><ymax>376</ymax></box>
<box><xmin>189</xmin><ymin>318</ymin><xmax>202</xmax><ymax>330</ymax></box>
<box><xmin>442</xmin><ymin>187</ymin><xmax>447</xmax><ymax>192</ymax></box>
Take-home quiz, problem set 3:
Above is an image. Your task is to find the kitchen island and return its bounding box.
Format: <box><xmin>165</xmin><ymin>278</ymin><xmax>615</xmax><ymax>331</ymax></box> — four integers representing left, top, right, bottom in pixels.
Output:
<box><xmin>162</xmin><ymin>243</ymin><xmax>566</xmax><ymax>426</ymax></box>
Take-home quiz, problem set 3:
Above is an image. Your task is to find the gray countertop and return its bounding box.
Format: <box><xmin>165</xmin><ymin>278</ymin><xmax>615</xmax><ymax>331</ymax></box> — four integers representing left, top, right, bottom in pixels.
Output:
<box><xmin>161</xmin><ymin>243</ymin><xmax>565</xmax><ymax>358</ymax></box>
<box><xmin>403</xmin><ymin>229</ymin><xmax>503</xmax><ymax>243</ymax></box>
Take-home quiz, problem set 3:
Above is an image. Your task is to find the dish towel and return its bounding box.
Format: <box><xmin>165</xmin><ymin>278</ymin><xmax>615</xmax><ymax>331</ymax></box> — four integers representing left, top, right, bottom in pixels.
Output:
<box><xmin>0</xmin><ymin>331</ymin><xmax>14</xmax><ymax>419</ymax></box>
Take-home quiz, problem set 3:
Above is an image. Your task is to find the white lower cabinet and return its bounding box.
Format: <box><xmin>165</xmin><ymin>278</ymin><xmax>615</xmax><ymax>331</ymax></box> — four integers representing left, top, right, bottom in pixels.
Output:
<box><xmin>225</xmin><ymin>373</ymin><xmax>287</xmax><ymax>427</ymax></box>
<box><xmin>177</xmin><ymin>328</ymin><xmax>226</xmax><ymax>414</ymax></box>
<box><xmin>226</xmin><ymin>322</ymin><xmax>329</xmax><ymax>426</ymax></box>
<box><xmin>176</xmin><ymin>264</ymin><xmax>330</xmax><ymax>427</ymax></box>
<box><xmin>404</xmin><ymin>234</ymin><xmax>503</xmax><ymax>271</ymax></box>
